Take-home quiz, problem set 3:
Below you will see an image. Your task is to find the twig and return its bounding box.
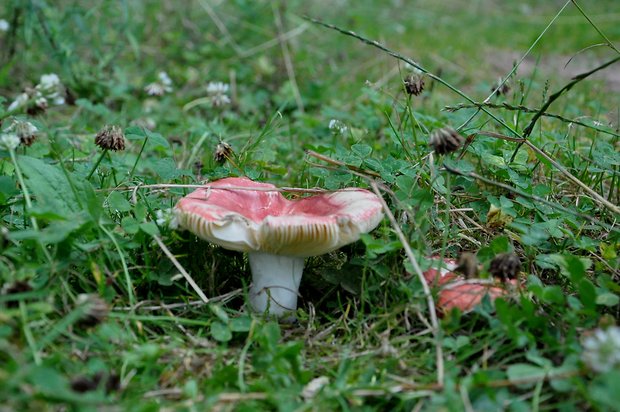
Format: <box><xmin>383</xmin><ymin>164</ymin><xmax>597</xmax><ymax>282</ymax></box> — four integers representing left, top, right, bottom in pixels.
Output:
<box><xmin>368</xmin><ymin>181</ymin><xmax>445</xmax><ymax>388</ymax></box>
<box><xmin>305</xmin><ymin>149</ymin><xmax>381</xmax><ymax>178</ymax></box>
<box><xmin>303</xmin><ymin>16</ymin><xmax>523</xmax><ymax>139</ymax></box>
<box><xmin>444</xmin><ymin>101</ymin><xmax>620</xmax><ymax>138</ymax></box>
<box><xmin>153</xmin><ymin>234</ymin><xmax>210</xmax><ymax>304</ymax></box>
<box><xmin>522</xmin><ymin>138</ymin><xmax>620</xmax><ymax>215</ymax></box>
<box><xmin>570</xmin><ymin>0</ymin><xmax>620</xmax><ymax>55</ymax></box>
<box><xmin>443</xmin><ymin>163</ymin><xmax>620</xmax><ymax>233</ymax></box>
<box><xmin>512</xmin><ymin>55</ymin><xmax>620</xmax><ymax>159</ymax></box>
<box><xmin>305</xmin><ymin>16</ymin><xmax>620</xmax><ymax>216</ymax></box>
<box><xmin>239</xmin><ymin>23</ymin><xmax>309</xmax><ymax>58</ymax></box>
<box><xmin>464</xmin><ymin>129</ymin><xmax>620</xmax><ymax>215</ymax></box>
<box><xmin>115</xmin><ymin>289</ymin><xmax>242</xmax><ymax>312</ymax></box>
<box><xmin>100</xmin><ymin>183</ymin><xmax>332</xmax><ymax>194</ymax></box>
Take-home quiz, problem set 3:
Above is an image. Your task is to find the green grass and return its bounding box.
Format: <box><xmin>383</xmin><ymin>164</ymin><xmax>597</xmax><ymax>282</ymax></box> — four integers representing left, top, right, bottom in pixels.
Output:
<box><xmin>1</xmin><ymin>0</ymin><xmax>619</xmax><ymax>410</ymax></box>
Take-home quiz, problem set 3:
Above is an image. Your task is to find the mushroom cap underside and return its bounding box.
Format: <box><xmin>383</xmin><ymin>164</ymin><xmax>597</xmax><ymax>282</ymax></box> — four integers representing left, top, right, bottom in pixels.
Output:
<box><xmin>175</xmin><ymin>177</ymin><xmax>384</xmax><ymax>257</ymax></box>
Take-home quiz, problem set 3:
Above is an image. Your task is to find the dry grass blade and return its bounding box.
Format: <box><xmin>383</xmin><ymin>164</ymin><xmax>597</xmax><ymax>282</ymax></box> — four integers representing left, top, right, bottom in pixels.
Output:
<box><xmin>153</xmin><ymin>234</ymin><xmax>210</xmax><ymax>304</ymax></box>
<box><xmin>368</xmin><ymin>181</ymin><xmax>445</xmax><ymax>387</ymax></box>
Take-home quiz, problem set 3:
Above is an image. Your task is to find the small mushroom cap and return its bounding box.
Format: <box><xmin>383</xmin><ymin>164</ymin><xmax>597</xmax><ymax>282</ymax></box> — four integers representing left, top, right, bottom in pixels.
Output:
<box><xmin>423</xmin><ymin>257</ymin><xmax>516</xmax><ymax>314</ymax></box>
<box><xmin>175</xmin><ymin>177</ymin><xmax>383</xmax><ymax>257</ymax></box>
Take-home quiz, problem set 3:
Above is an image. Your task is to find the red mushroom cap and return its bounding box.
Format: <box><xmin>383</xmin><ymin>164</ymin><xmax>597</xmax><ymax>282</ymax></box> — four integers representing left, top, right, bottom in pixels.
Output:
<box><xmin>424</xmin><ymin>257</ymin><xmax>516</xmax><ymax>314</ymax></box>
<box><xmin>175</xmin><ymin>177</ymin><xmax>384</xmax><ymax>257</ymax></box>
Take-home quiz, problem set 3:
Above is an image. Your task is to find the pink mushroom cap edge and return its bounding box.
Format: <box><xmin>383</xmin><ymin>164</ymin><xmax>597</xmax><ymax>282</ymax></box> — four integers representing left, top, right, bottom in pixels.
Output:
<box><xmin>174</xmin><ymin>177</ymin><xmax>384</xmax><ymax>257</ymax></box>
<box><xmin>423</xmin><ymin>257</ymin><xmax>517</xmax><ymax>314</ymax></box>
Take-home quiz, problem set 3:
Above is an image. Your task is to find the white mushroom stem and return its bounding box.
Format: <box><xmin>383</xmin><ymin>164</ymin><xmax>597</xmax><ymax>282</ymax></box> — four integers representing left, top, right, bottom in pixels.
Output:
<box><xmin>248</xmin><ymin>252</ymin><xmax>304</xmax><ymax>317</ymax></box>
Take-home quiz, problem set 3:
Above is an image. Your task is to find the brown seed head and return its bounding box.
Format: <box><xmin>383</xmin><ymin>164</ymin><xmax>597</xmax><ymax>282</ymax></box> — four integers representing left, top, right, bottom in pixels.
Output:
<box><xmin>488</xmin><ymin>252</ymin><xmax>521</xmax><ymax>281</ymax></box>
<box><xmin>404</xmin><ymin>73</ymin><xmax>425</xmax><ymax>96</ymax></box>
<box><xmin>214</xmin><ymin>141</ymin><xmax>233</xmax><ymax>164</ymax></box>
<box><xmin>455</xmin><ymin>252</ymin><xmax>480</xmax><ymax>279</ymax></box>
<box><xmin>26</xmin><ymin>97</ymin><xmax>48</xmax><ymax>116</ymax></box>
<box><xmin>491</xmin><ymin>78</ymin><xmax>511</xmax><ymax>96</ymax></box>
<box><xmin>429</xmin><ymin>127</ymin><xmax>464</xmax><ymax>155</ymax></box>
<box><xmin>95</xmin><ymin>125</ymin><xmax>126</xmax><ymax>151</ymax></box>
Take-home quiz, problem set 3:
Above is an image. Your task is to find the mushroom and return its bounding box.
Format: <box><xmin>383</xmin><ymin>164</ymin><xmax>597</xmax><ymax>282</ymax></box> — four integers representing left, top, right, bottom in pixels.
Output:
<box><xmin>423</xmin><ymin>257</ymin><xmax>517</xmax><ymax>314</ymax></box>
<box><xmin>175</xmin><ymin>177</ymin><xmax>383</xmax><ymax>317</ymax></box>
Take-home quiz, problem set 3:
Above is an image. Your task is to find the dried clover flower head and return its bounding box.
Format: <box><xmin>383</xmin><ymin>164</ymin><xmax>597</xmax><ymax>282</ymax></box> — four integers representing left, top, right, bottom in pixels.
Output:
<box><xmin>491</xmin><ymin>77</ymin><xmax>511</xmax><ymax>96</ymax></box>
<box><xmin>455</xmin><ymin>252</ymin><xmax>479</xmax><ymax>279</ymax></box>
<box><xmin>429</xmin><ymin>127</ymin><xmax>464</xmax><ymax>155</ymax></box>
<box><xmin>95</xmin><ymin>125</ymin><xmax>126</xmax><ymax>151</ymax></box>
<box><xmin>76</xmin><ymin>294</ymin><xmax>110</xmax><ymax>328</ymax></box>
<box><xmin>7</xmin><ymin>119</ymin><xmax>38</xmax><ymax>146</ymax></box>
<box><xmin>214</xmin><ymin>141</ymin><xmax>233</xmax><ymax>164</ymax></box>
<box><xmin>582</xmin><ymin>326</ymin><xmax>620</xmax><ymax>373</ymax></box>
<box><xmin>404</xmin><ymin>73</ymin><xmax>425</xmax><ymax>96</ymax></box>
<box><xmin>489</xmin><ymin>252</ymin><xmax>521</xmax><ymax>280</ymax></box>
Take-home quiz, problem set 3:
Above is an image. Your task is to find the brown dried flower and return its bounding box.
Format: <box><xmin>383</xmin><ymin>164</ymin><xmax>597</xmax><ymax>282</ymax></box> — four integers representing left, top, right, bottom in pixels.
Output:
<box><xmin>76</xmin><ymin>294</ymin><xmax>110</xmax><ymax>328</ymax></box>
<box><xmin>95</xmin><ymin>125</ymin><xmax>125</xmax><ymax>151</ymax></box>
<box><xmin>455</xmin><ymin>252</ymin><xmax>480</xmax><ymax>279</ymax></box>
<box><xmin>488</xmin><ymin>253</ymin><xmax>521</xmax><ymax>281</ymax></box>
<box><xmin>429</xmin><ymin>127</ymin><xmax>464</xmax><ymax>155</ymax></box>
<box><xmin>404</xmin><ymin>73</ymin><xmax>425</xmax><ymax>96</ymax></box>
<box><xmin>214</xmin><ymin>141</ymin><xmax>233</xmax><ymax>164</ymax></box>
<box><xmin>7</xmin><ymin>119</ymin><xmax>38</xmax><ymax>146</ymax></box>
<box><xmin>491</xmin><ymin>78</ymin><xmax>511</xmax><ymax>96</ymax></box>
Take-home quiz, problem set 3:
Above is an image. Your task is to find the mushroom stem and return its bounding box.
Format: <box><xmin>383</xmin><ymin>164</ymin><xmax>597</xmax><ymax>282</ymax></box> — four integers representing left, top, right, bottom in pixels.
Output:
<box><xmin>248</xmin><ymin>252</ymin><xmax>304</xmax><ymax>317</ymax></box>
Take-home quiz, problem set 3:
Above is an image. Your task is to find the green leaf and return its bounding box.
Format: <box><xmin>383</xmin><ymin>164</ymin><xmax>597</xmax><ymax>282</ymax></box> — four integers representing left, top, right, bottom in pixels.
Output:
<box><xmin>596</xmin><ymin>293</ymin><xmax>619</xmax><ymax>307</ymax></box>
<box><xmin>107</xmin><ymin>191</ymin><xmax>132</xmax><ymax>212</ymax></box>
<box><xmin>506</xmin><ymin>363</ymin><xmax>546</xmax><ymax>387</ymax></box>
<box><xmin>351</xmin><ymin>143</ymin><xmax>372</xmax><ymax>158</ymax></box>
<box><xmin>18</xmin><ymin>156</ymin><xmax>81</xmax><ymax>215</ymax></box>
<box><xmin>209</xmin><ymin>304</ymin><xmax>230</xmax><ymax>323</ymax></box>
<box><xmin>125</xmin><ymin>126</ymin><xmax>170</xmax><ymax>149</ymax></box>
<box><xmin>139</xmin><ymin>222</ymin><xmax>159</xmax><ymax>236</ymax></box>
<box><xmin>542</xmin><ymin>286</ymin><xmax>565</xmax><ymax>304</ymax></box>
<box><xmin>0</xmin><ymin>175</ymin><xmax>18</xmax><ymax>204</ymax></box>
<box><xmin>230</xmin><ymin>317</ymin><xmax>252</xmax><ymax>332</ymax></box>
<box><xmin>121</xmin><ymin>216</ymin><xmax>139</xmax><ymax>234</ymax></box>
<box><xmin>9</xmin><ymin>217</ymin><xmax>89</xmax><ymax>244</ymax></box>
<box><xmin>211</xmin><ymin>321</ymin><xmax>232</xmax><ymax>342</ymax></box>
<box><xmin>76</xmin><ymin>98</ymin><xmax>112</xmax><ymax>117</ymax></box>
<box><xmin>578</xmin><ymin>279</ymin><xmax>597</xmax><ymax>310</ymax></box>
<box><xmin>149</xmin><ymin>157</ymin><xmax>187</xmax><ymax>180</ymax></box>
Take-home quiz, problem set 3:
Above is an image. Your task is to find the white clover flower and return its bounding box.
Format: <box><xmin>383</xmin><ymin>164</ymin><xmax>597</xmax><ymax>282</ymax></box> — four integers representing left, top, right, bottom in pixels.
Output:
<box><xmin>35</xmin><ymin>73</ymin><xmax>64</xmax><ymax>106</ymax></box>
<box><xmin>7</xmin><ymin>93</ymin><xmax>28</xmax><ymax>112</ymax></box>
<box><xmin>211</xmin><ymin>94</ymin><xmax>231</xmax><ymax>107</ymax></box>
<box><xmin>582</xmin><ymin>326</ymin><xmax>620</xmax><ymax>373</ymax></box>
<box><xmin>144</xmin><ymin>83</ymin><xmax>165</xmax><ymax>96</ymax></box>
<box><xmin>328</xmin><ymin>119</ymin><xmax>348</xmax><ymax>134</ymax></box>
<box><xmin>206</xmin><ymin>82</ymin><xmax>231</xmax><ymax>107</ymax></box>
<box><xmin>39</xmin><ymin>73</ymin><xmax>61</xmax><ymax>89</ymax></box>
<box><xmin>206</xmin><ymin>82</ymin><xmax>229</xmax><ymax>94</ymax></box>
<box><xmin>0</xmin><ymin>19</ymin><xmax>9</xmax><ymax>32</ymax></box>
<box><xmin>155</xmin><ymin>208</ymin><xmax>179</xmax><ymax>230</ymax></box>
<box><xmin>301</xmin><ymin>376</ymin><xmax>329</xmax><ymax>401</ymax></box>
<box><xmin>158</xmin><ymin>71</ymin><xmax>172</xmax><ymax>88</ymax></box>
<box><xmin>145</xmin><ymin>72</ymin><xmax>173</xmax><ymax>96</ymax></box>
<box><xmin>0</xmin><ymin>133</ymin><xmax>21</xmax><ymax>151</ymax></box>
